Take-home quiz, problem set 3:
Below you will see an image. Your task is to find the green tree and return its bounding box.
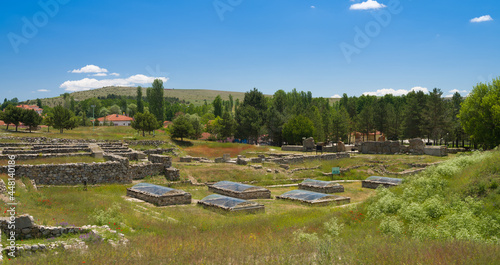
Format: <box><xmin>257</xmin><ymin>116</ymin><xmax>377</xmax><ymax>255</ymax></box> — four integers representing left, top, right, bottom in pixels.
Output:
<box><xmin>450</xmin><ymin>92</ymin><xmax>465</xmax><ymax>147</ymax></box>
<box><xmin>3</xmin><ymin>105</ymin><xmax>24</xmax><ymax>131</ymax></box>
<box><xmin>150</xmin><ymin>79</ymin><xmax>165</xmax><ymax>122</ymax></box>
<box><xmin>358</xmin><ymin>103</ymin><xmax>375</xmax><ymax>141</ymax></box>
<box><xmin>282</xmin><ymin>115</ymin><xmax>315</xmax><ymax>145</ymax></box>
<box><xmin>99</xmin><ymin>107</ymin><xmax>110</xmax><ymax>117</ymax></box>
<box><xmin>212</xmin><ymin>95</ymin><xmax>223</xmax><ymax>118</ymax></box>
<box><xmin>128</xmin><ymin>103</ymin><xmax>138</xmax><ymax>118</ymax></box>
<box><xmin>403</xmin><ymin>90</ymin><xmax>427</xmax><ymax>139</ymax></box>
<box><xmin>266</xmin><ymin>90</ymin><xmax>287</xmax><ymax>146</ymax></box>
<box><xmin>170</xmin><ymin>114</ymin><xmax>194</xmax><ymax>141</ymax></box>
<box><xmin>228</xmin><ymin>94</ymin><xmax>234</xmax><ymax>111</ymax></box>
<box><xmin>186</xmin><ymin>114</ymin><xmax>203</xmax><ymax>139</ymax></box>
<box><xmin>235</xmin><ymin>88</ymin><xmax>267</xmax><ymax>143</ymax></box>
<box><xmin>219</xmin><ymin>111</ymin><xmax>235</xmax><ymax>140</ymax></box>
<box><xmin>131</xmin><ymin>112</ymin><xmax>160</xmax><ymax>137</ymax></box>
<box><xmin>331</xmin><ymin>106</ymin><xmax>350</xmax><ymax>143</ymax></box>
<box><xmin>458</xmin><ymin>77</ymin><xmax>500</xmax><ymax>149</ymax></box>
<box><xmin>36</xmin><ymin>98</ymin><xmax>43</xmax><ymax>108</ymax></box>
<box><xmin>109</xmin><ymin>104</ymin><xmax>121</xmax><ymax>114</ymax></box>
<box><xmin>21</xmin><ymin>109</ymin><xmax>42</xmax><ymax>132</ymax></box>
<box><xmin>52</xmin><ymin>105</ymin><xmax>76</xmax><ymax>133</ymax></box>
<box><xmin>136</xmin><ymin>86</ymin><xmax>144</xmax><ymax>113</ymax></box>
<box><xmin>43</xmin><ymin>112</ymin><xmax>54</xmax><ymax>132</ymax></box>
<box><xmin>423</xmin><ymin>88</ymin><xmax>448</xmax><ymax>144</ymax></box>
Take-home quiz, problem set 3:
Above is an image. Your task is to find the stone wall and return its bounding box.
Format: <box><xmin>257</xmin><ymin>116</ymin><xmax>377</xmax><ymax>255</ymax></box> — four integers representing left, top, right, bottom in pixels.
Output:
<box><xmin>281</xmin><ymin>145</ymin><xmax>305</xmax><ymax>152</ymax></box>
<box><xmin>165</xmin><ymin>168</ymin><xmax>180</xmax><ymax>181</ymax></box>
<box><xmin>2</xmin><ymin>147</ymin><xmax>91</xmax><ymax>155</ymax></box>
<box><xmin>0</xmin><ymin>153</ymin><xmax>92</xmax><ymax>161</ymax></box>
<box><xmin>127</xmin><ymin>163</ymin><xmax>165</xmax><ymax>180</ymax></box>
<box><xmin>126</xmin><ymin>189</ymin><xmax>191</xmax><ymax>206</ymax></box>
<box><xmin>148</xmin><ymin>154</ymin><xmax>172</xmax><ymax>167</ymax></box>
<box><xmin>0</xmin><ymin>154</ymin><xmax>130</xmax><ymax>185</ymax></box>
<box><xmin>0</xmin><ymin>215</ymin><xmax>90</xmax><ymax>240</ymax></box>
<box><xmin>143</xmin><ymin>148</ymin><xmax>176</xmax><ymax>155</ymax></box>
<box><xmin>424</xmin><ymin>146</ymin><xmax>447</xmax><ymax>156</ymax></box>
<box><xmin>361</xmin><ymin>180</ymin><xmax>399</xmax><ymax>189</ymax></box>
<box><xmin>361</xmin><ymin>141</ymin><xmax>401</xmax><ymax>154</ymax></box>
<box><xmin>125</xmin><ymin>140</ymin><xmax>165</xmax><ymax>146</ymax></box>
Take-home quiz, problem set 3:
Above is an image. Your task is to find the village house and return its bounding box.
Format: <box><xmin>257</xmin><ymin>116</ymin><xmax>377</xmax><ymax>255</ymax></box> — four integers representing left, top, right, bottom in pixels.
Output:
<box><xmin>16</xmin><ymin>104</ymin><xmax>43</xmax><ymax>115</ymax></box>
<box><xmin>96</xmin><ymin>114</ymin><xmax>134</xmax><ymax>126</ymax></box>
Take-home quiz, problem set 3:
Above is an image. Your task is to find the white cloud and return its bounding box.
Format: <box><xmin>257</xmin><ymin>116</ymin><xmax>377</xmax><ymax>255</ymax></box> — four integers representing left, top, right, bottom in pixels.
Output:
<box><xmin>410</xmin><ymin>86</ymin><xmax>429</xmax><ymax>93</ymax></box>
<box><xmin>362</xmin><ymin>86</ymin><xmax>429</xmax><ymax>96</ymax></box>
<box><xmin>449</xmin><ymin>89</ymin><xmax>467</xmax><ymax>94</ymax></box>
<box><xmin>110</xmin><ymin>73</ymin><xmax>120</xmax><ymax>76</ymax></box>
<box><xmin>70</xmin><ymin>65</ymin><xmax>108</xmax><ymax>74</ymax></box>
<box><xmin>331</xmin><ymin>94</ymin><xmax>341</xmax><ymax>98</ymax></box>
<box><xmin>350</xmin><ymin>0</ymin><xmax>386</xmax><ymax>10</ymax></box>
<box><xmin>470</xmin><ymin>15</ymin><xmax>493</xmax><ymax>23</ymax></box>
<box><xmin>93</xmin><ymin>73</ymin><xmax>107</xmax><ymax>77</ymax></box>
<box><xmin>37</xmin><ymin>89</ymin><xmax>50</xmax><ymax>92</ymax></box>
<box><xmin>311</xmin><ymin>6</ymin><xmax>316</xmax><ymax>9</ymax></box>
<box><xmin>60</xmin><ymin>75</ymin><xmax>168</xmax><ymax>92</ymax></box>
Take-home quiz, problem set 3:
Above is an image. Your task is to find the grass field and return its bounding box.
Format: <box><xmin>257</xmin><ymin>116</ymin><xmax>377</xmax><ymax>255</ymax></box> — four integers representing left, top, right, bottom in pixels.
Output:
<box><xmin>0</xmin><ymin>126</ymin><xmax>499</xmax><ymax>264</ymax></box>
<box><xmin>0</xmin><ymin>125</ymin><xmax>172</xmax><ymax>142</ymax></box>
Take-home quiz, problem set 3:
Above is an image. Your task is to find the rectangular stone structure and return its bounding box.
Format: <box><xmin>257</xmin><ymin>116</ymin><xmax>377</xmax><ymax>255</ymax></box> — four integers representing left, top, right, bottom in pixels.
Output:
<box><xmin>198</xmin><ymin>194</ymin><xmax>264</xmax><ymax>213</ymax></box>
<box><xmin>276</xmin><ymin>189</ymin><xmax>350</xmax><ymax>206</ymax></box>
<box><xmin>127</xmin><ymin>183</ymin><xmax>191</xmax><ymax>206</ymax></box>
<box><xmin>298</xmin><ymin>179</ymin><xmax>344</xmax><ymax>193</ymax></box>
<box><xmin>361</xmin><ymin>176</ymin><xmax>402</xmax><ymax>189</ymax></box>
<box><xmin>208</xmin><ymin>181</ymin><xmax>271</xmax><ymax>199</ymax></box>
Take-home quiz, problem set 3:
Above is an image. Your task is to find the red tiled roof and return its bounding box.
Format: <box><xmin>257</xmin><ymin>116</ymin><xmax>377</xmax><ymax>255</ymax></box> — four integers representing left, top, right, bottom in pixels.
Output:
<box><xmin>96</xmin><ymin>114</ymin><xmax>134</xmax><ymax>122</ymax></box>
<box><xmin>17</xmin><ymin>105</ymin><xmax>43</xmax><ymax>111</ymax></box>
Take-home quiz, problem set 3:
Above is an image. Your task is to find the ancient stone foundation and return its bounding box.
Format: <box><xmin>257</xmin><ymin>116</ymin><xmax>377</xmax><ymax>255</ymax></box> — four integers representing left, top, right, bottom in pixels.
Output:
<box><xmin>0</xmin><ymin>215</ymin><xmax>90</xmax><ymax>240</ymax></box>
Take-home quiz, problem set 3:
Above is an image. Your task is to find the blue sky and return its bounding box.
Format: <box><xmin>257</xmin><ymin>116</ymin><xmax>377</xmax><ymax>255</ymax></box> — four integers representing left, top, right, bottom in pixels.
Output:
<box><xmin>1</xmin><ymin>0</ymin><xmax>499</xmax><ymax>101</ymax></box>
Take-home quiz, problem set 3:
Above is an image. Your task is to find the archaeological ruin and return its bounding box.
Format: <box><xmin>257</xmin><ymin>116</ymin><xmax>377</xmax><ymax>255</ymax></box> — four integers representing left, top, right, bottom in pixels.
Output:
<box><xmin>198</xmin><ymin>194</ymin><xmax>265</xmax><ymax>213</ymax></box>
<box><xmin>208</xmin><ymin>181</ymin><xmax>271</xmax><ymax>199</ymax></box>
<box><xmin>126</xmin><ymin>183</ymin><xmax>191</xmax><ymax>206</ymax></box>
<box><xmin>276</xmin><ymin>190</ymin><xmax>350</xmax><ymax>206</ymax></box>
<box><xmin>361</xmin><ymin>176</ymin><xmax>403</xmax><ymax>189</ymax></box>
<box><xmin>298</xmin><ymin>179</ymin><xmax>345</xmax><ymax>193</ymax></box>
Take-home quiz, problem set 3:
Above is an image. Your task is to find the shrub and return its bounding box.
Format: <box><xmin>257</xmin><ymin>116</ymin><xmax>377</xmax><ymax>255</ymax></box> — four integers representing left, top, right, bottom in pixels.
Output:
<box><xmin>379</xmin><ymin>216</ymin><xmax>403</xmax><ymax>236</ymax></box>
<box><xmin>90</xmin><ymin>203</ymin><xmax>123</xmax><ymax>226</ymax></box>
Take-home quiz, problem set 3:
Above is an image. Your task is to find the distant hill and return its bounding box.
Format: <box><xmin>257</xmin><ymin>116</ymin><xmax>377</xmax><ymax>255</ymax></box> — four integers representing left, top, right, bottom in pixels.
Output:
<box><xmin>31</xmin><ymin>86</ymin><xmax>340</xmax><ymax>107</ymax></box>
<box><xmin>35</xmin><ymin>87</ymin><xmax>252</xmax><ymax>107</ymax></box>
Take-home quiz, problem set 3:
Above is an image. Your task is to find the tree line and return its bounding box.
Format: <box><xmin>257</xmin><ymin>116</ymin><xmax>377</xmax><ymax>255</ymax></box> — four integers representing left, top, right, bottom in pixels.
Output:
<box><xmin>2</xmin><ymin>77</ymin><xmax>499</xmax><ymax>149</ymax></box>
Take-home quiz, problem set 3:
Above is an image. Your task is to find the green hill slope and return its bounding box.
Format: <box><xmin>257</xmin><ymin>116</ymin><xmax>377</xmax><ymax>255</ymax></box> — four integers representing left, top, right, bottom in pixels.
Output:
<box><xmin>37</xmin><ymin>87</ymin><xmax>252</xmax><ymax>107</ymax></box>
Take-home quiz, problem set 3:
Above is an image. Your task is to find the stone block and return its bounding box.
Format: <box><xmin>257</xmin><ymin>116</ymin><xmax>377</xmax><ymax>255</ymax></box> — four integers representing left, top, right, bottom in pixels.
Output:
<box><xmin>337</xmin><ymin>141</ymin><xmax>346</xmax><ymax>152</ymax></box>
<box><xmin>303</xmin><ymin>137</ymin><xmax>315</xmax><ymax>150</ymax></box>
<box><xmin>165</xmin><ymin>167</ymin><xmax>180</xmax><ymax>181</ymax></box>
<box><xmin>16</xmin><ymin>215</ymin><xmax>35</xmax><ymax>229</ymax></box>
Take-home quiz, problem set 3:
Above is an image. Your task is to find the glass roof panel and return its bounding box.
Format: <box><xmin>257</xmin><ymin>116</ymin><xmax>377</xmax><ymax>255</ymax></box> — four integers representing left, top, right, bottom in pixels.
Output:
<box><xmin>301</xmin><ymin>179</ymin><xmax>339</xmax><ymax>187</ymax></box>
<box><xmin>200</xmin><ymin>194</ymin><xmax>249</xmax><ymax>208</ymax></box>
<box><xmin>211</xmin><ymin>181</ymin><xmax>258</xmax><ymax>192</ymax></box>
<box><xmin>366</xmin><ymin>176</ymin><xmax>403</xmax><ymax>184</ymax></box>
<box><xmin>278</xmin><ymin>190</ymin><xmax>332</xmax><ymax>201</ymax></box>
<box><xmin>130</xmin><ymin>183</ymin><xmax>176</xmax><ymax>196</ymax></box>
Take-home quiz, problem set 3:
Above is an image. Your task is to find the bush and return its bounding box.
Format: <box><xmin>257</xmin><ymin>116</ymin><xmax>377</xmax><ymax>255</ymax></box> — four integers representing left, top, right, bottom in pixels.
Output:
<box><xmin>90</xmin><ymin>203</ymin><xmax>123</xmax><ymax>226</ymax></box>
